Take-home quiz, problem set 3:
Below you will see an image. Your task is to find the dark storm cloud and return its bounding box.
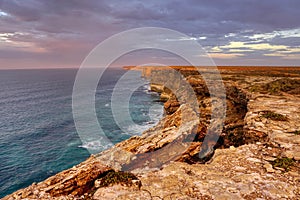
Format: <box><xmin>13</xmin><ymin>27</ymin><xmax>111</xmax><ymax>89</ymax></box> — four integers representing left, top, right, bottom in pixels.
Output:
<box><xmin>0</xmin><ymin>0</ymin><xmax>300</xmax><ymax>68</ymax></box>
<box><xmin>204</xmin><ymin>0</ymin><xmax>300</xmax><ymax>30</ymax></box>
<box><xmin>0</xmin><ymin>0</ymin><xmax>110</xmax><ymax>20</ymax></box>
<box><xmin>2</xmin><ymin>0</ymin><xmax>300</xmax><ymax>34</ymax></box>
<box><xmin>269</xmin><ymin>36</ymin><xmax>300</xmax><ymax>47</ymax></box>
<box><xmin>112</xmin><ymin>3</ymin><xmax>167</xmax><ymax>20</ymax></box>
<box><xmin>0</xmin><ymin>0</ymin><xmax>42</xmax><ymax>21</ymax></box>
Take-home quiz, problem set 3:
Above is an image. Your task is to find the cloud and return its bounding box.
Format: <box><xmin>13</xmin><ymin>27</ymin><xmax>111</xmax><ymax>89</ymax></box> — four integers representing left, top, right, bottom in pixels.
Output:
<box><xmin>209</xmin><ymin>53</ymin><xmax>244</xmax><ymax>59</ymax></box>
<box><xmin>221</xmin><ymin>41</ymin><xmax>287</xmax><ymax>51</ymax></box>
<box><xmin>0</xmin><ymin>0</ymin><xmax>43</xmax><ymax>21</ymax></box>
<box><xmin>247</xmin><ymin>28</ymin><xmax>300</xmax><ymax>42</ymax></box>
<box><xmin>165</xmin><ymin>36</ymin><xmax>207</xmax><ymax>41</ymax></box>
<box><xmin>228</xmin><ymin>49</ymin><xmax>254</xmax><ymax>53</ymax></box>
<box><xmin>0</xmin><ymin>0</ymin><xmax>300</xmax><ymax>68</ymax></box>
<box><xmin>0</xmin><ymin>9</ymin><xmax>8</xmax><ymax>16</ymax></box>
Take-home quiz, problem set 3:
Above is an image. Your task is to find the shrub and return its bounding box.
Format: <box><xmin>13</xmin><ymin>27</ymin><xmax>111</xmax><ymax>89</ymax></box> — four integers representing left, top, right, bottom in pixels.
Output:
<box><xmin>270</xmin><ymin>157</ymin><xmax>295</xmax><ymax>171</ymax></box>
<box><xmin>289</xmin><ymin>130</ymin><xmax>300</xmax><ymax>135</ymax></box>
<box><xmin>260</xmin><ymin>110</ymin><xmax>288</xmax><ymax>121</ymax></box>
<box><xmin>96</xmin><ymin>170</ymin><xmax>138</xmax><ymax>187</ymax></box>
<box><xmin>249</xmin><ymin>78</ymin><xmax>300</xmax><ymax>95</ymax></box>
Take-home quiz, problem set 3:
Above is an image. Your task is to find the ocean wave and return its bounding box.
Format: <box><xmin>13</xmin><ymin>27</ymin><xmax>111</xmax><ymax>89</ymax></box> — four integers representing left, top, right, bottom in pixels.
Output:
<box><xmin>78</xmin><ymin>140</ymin><xmax>113</xmax><ymax>152</ymax></box>
<box><xmin>143</xmin><ymin>84</ymin><xmax>150</xmax><ymax>90</ymax></box>
<box><xmin>125</xmin><ymin>123</ymin><xmax>152</xmax><ymax>135</ymax></box>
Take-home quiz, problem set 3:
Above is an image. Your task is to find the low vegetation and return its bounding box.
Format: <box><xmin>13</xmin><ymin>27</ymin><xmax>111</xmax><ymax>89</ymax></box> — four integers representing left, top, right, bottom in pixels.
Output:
<box><xmin>288</xmin><ymin>130</ymin><xmax>300</xmax><ymax>135</ymax></box>
<box><xmin>270</xmin><ymin>157</ymin><xmax>295</xmax><ymax>171</ymax></box>
<box><xmin>260</xmin><ymin>110</ymin><xmax>288</xmax><ymax>121</ymax></box>
<box><xmin>249</xmin><ymin>78</ymin><xmax>300</xmax><ymax>95</ymax></box>
<box><xmin>96</xmin><ymin>170</ymin><xmax>138</xmax><ymax>187</ymax></box>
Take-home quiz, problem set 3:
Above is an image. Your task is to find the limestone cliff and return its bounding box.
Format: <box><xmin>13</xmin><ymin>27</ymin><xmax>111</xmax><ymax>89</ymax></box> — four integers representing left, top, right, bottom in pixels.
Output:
<box><xmin>4</xmin><ymin>67</ymin><xmax>300</xmax><ymax>200</ymax></box>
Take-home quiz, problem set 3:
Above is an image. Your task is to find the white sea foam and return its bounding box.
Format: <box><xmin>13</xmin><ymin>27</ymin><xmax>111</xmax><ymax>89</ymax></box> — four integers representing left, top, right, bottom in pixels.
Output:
<box><xmin>79</xmin><ymin>140</ymin><xmax>113</xmax><ymax>153</ymax></box>
<box><xmin>149</xmin><ymin>104</ymin><xmax>164</xmax><ymax>122</ymax></box>
<box><xmin>79</xmin><ymin>103</ymin><xmax>163</xmax><ymax>152</ymax></box>
<box><xmin>143</xmin><ymin>84</ymin><xmax>150</xmax><ymax>91</ymax></box>
<box><xmin>142</xmin><ymin>83</ymin><xmax>156</xmax><ymax>95</ymax></box>
<box><xmin>125</xmin><ymin>104</ymin><xmax>164</xmax><ymax>135</ymax></box>
<box><xmin>80</xmin><ymin>77</ymin><xmax>164</xmax><ymax>153</ymax></box>
<box><xmin>125</xmin><ymin>123</ymin><xmax>153</xmax><ymax>136</ymax></box>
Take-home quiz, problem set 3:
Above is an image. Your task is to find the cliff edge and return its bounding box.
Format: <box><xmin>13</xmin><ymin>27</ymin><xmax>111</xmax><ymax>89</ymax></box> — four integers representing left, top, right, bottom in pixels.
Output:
<box><xmin>3</xmin><ymin>67</ymin><xmax>300</xmax><ymax>200</ymax></box>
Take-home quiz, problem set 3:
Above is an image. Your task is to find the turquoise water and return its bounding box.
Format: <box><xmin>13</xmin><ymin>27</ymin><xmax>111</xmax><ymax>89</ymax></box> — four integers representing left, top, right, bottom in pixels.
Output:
<box><xmin>0</xmin><ymin>68</ymin><xmax>163</xmax><ymax>197</ymax></box>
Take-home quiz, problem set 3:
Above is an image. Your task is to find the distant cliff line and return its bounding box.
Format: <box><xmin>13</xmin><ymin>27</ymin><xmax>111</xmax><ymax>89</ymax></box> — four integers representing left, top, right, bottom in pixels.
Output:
<box><xmin>123</xmin><ymin>65</ymin><xmax>300</xmax><ymax>78</ymax></box>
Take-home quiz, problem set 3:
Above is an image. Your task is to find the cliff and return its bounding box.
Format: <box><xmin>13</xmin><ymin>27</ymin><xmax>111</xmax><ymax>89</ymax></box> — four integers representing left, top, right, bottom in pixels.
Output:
<box><xmin>4</xmin><ymin>67</ymin><xmax>300</xmax><ymax>200</ymax></box>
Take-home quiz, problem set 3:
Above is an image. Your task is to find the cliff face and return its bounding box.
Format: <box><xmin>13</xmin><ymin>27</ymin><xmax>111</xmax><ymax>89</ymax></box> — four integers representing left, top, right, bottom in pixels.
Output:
<box><xmin>4</xmin><ymin>67</ymin><xmax>300</xmax><ymax>200</ymax></box>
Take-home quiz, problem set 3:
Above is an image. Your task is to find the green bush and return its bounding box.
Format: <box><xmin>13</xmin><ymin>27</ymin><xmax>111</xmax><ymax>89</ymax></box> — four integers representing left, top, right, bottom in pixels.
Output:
<box><xmin>249</xmin><ymin>78</ymin><xmax>300</xmax><ymax>95</ymax></box>
<box><xmin>290</xmin><ymin>130</ymin><xmax>300</xmax><ymax>135</ymax></box>
<box><xmin>97</xmin><ymin>170</ymin><xmax>138</xmax><ymax>187</ymax></box>
<box><xmin>260</xmin><ymin>110</ymin><xmax>288</xmax><ymax>121</ymax></box>
<box><xmin>270</xmin><ymin>157</ymin><xmax>295</xmax><ymax>171</ymax></box>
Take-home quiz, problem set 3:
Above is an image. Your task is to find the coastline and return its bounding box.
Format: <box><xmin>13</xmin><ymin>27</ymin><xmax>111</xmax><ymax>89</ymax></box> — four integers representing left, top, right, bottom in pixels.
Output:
<box><xmin>4</xmin><ymin>66</ymin><xmax>300</xmax><ymax>199</ymax></box>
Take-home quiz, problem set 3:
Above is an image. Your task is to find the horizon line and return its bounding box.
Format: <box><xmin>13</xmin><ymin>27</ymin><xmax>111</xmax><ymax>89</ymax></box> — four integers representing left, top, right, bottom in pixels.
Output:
<box><xmin>1</xmin><ymin>65</ymin><xmax>300</xmax><ymax>70</ymax></box>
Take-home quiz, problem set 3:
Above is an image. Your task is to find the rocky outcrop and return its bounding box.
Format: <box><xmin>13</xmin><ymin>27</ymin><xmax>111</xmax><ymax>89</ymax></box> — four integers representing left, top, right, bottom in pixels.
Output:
<box><xmin>3</xmin><ymin>156</ymin><xmax>112</xmax><ymax>199</ymax></box>
<box><xmin>244</xmin><ymin>95</ymin><xmax>300</xmax><ymax>160</ymax></box>
<box><xmin>92</xmin><ymin>144</ymin><xmax>300</xmax><ymax>199</ymax></box>
<box><xmin>4</xmin><ymin>67</ymin><xmax>300</xmax><ymax>200</ymax></box>
<box><xmin>150</xmin><ymin>71</ymin><xmax>249</xmax><ymax>149</ymax></box>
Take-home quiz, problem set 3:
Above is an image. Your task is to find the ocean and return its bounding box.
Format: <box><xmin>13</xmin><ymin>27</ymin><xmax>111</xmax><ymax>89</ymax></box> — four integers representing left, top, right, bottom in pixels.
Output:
<box><xmin>0</xmin><ymin>68</ymin><xmax>163</xmax><ymax>197</ymax></box>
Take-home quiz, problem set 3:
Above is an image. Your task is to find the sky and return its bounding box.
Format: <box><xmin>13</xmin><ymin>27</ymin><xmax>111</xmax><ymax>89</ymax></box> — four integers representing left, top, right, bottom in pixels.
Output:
<box><xmin>0</xmin><ymin>0</ymin><xmax>300</xmax><ymax>68</ymax></box>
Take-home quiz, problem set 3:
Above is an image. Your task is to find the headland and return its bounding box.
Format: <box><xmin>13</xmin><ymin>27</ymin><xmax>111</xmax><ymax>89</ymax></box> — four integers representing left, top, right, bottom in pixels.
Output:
<box><xmin>4</xmin><ymin>66</ymin><xmax>300</xmax><ymax>199</ymax></box>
